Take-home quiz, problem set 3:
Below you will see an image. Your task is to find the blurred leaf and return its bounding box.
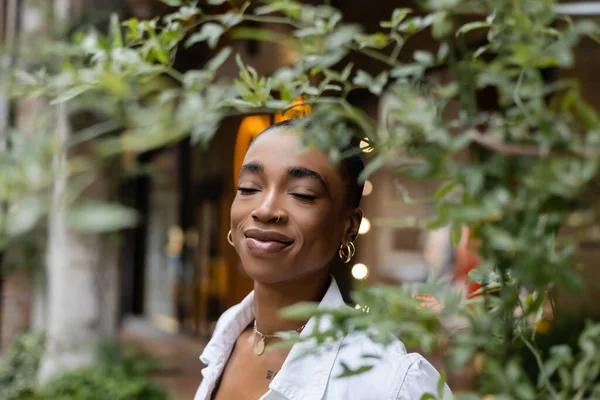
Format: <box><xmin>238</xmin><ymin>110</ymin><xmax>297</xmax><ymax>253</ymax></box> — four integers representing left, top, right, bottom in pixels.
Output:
<box><xmin>381</xmin><ymin>8</ymin><xmax>412</xmax><ymax>29</ymax></box>
<box><xmin>456</xmin><ymin>21</ymin><xmax>489</xmax><ymax>36</ymax></box>
<box><xmin>355</xmin><ymin>33</ymin><xmax>389</xmax><ymax>49</ymax></box>
<box><xmin>414</xmin><ymin>50</ymin><xmax>434</xmax><ymax>65</ymax></box>
<box><xmin>186</xmin><ymin>23</ymin><xmax>224</xmax><ymax>49</ymax></box>
<box><xmin>206</xmin><ymin>46</ymin><xmax>233</xmax><ymax>71</ymax></box>
<box><xmin>432</xmin><ymin>11</ymin><xmax>452</xmax><ymax>39</ymax></box>
<box><xmin>391</xmin><ymin>64</ymin><xmax>424</xmax><ymax>78</ymax></box>
<box><xmin>109</xmin><ymin>14</ymin><xmax>123</xmax><ymax>47</ymax></box>
<box><xmin>337</xmin><ymin>363</ymin><xmax>374</xmax><ymax>378</ymax></box>
<box><xmin>280</xmin><ymin>302</ymin><xmax>320</xmax><ymax>320</ymax></box>
<box><xmin>5</xmin><ymin>197</ymin><xmax>47</xmax><ymax>237</ymax></box>
<box><xmin>67</xmin><ymin>202</ymin><xmax>139</xmax><ymax>233</ymax></box>
<box><xmin>353</xmin><ymin>70</ymin><xmax>388</xmax><ymax>95</ymax></box>
<box><xmin>220</xmin><ymin>12</ymin><xmax>243</xmax><ymax>28</ymax></box>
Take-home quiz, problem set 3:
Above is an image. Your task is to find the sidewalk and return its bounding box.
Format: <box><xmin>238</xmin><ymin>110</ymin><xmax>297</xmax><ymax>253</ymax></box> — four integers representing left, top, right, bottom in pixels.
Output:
<box><xmin>120</xmin><ymin>317</ymin><xmax>208</xmax><ymax>400</ymax></box>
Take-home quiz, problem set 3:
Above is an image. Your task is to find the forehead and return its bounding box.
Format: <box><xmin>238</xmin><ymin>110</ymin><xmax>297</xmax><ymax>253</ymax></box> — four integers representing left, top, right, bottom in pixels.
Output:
<box><xmin>243</xmin><ymin>127</ymin><xmax>343</xmax><ymax>184</ymax></box>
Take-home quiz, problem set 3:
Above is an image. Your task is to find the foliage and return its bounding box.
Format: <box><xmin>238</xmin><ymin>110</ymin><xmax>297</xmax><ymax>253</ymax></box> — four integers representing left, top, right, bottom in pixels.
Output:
<box><xmin>40</xmin><ymin>364</ymin><xmax>166</xmax><ymax>400</ymax></box>
<box><xmin>0</xmin><ymin>330</ymin><xmax>45</xmax><ymax>400</ymax></box>
<box><xmin>3</xmin><ymin>0</ymin><xmax>600</xmax><ymax>398</ymax></box>
<box><xmin>0</xmin><ymin>332</ymin><xmax>166</xmax><ymax>400</ymax></box>
<box><xmin>38</xmin><ymin>340</ymin><xmax>166</xmax><ymax>400</ymax></box>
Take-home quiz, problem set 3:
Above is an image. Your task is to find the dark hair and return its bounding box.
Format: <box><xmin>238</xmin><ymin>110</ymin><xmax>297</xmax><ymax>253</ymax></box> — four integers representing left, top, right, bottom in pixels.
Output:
<box><xmin>256</xmin><ymin>119</ymin><xmax>365</xmax><ymax>209</ymax></box>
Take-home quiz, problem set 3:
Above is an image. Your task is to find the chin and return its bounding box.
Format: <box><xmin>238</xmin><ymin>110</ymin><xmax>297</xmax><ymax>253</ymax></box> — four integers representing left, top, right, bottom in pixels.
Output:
<box><xmin>241</xmin><ymin>260</ymin><xmax>294</xmax><ymax>284</ymax></box>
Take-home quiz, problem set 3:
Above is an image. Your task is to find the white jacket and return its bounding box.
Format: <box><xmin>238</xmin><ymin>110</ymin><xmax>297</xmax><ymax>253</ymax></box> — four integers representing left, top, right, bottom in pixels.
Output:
<box><xmin>194</xmin><ymin>278</ymin><xmax>453</xmax><ymax>400</ymax></box>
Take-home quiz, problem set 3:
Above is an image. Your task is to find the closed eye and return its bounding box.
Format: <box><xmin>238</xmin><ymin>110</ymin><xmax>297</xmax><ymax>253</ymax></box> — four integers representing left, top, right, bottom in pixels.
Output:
<box><xmin>237</xmin><ymin>187</ymin><xmax>259</xmax><ymax>195</ymax></box>
<box><xmin>291</xmin><ymin>193</ymin><xmax>318</xmax><ymax>202</ymax></box>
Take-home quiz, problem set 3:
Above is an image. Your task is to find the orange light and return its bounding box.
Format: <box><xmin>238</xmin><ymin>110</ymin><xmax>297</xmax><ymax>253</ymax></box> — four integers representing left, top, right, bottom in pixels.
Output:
<box><xmin>234</xmin><ymin>98</ymin><xmax>311</xmax><ymax>187</ymax></box>
<box><xmin>233</xmin><ymin>115</ymin><xmax>271</xmax><ymax>186</ymax></box>
<box><xmin>273</xmin><ymin>97</ymin><xmax>311</xmax><ymax>123</ymax></box>
<box><xmin>363</xmin><ymin>180</ymin><xmax>373</xmax><ymax>196</ymax></box>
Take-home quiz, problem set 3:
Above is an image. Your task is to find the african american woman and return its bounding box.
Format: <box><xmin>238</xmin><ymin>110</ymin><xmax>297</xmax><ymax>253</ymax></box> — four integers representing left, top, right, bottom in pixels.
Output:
<box><xmin>194</xmin><ymin>120</ymin><xmax>452</xmax><ymax>400</ymax></box>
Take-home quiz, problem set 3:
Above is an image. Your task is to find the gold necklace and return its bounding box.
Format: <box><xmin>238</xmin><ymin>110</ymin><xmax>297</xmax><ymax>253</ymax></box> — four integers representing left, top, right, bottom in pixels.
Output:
<box><xmin>252</xmin><ymin>320</ymin><xmax>306</xmax><ymax>356</ymax></box>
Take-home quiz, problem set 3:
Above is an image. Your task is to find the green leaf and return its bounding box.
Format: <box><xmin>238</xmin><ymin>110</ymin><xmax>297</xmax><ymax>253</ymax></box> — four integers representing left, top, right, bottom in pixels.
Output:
<box><xmin>381</xmin><ymin>8</ymin><xmax>412</xmax><ymax>29</ymax></box>
<box><xmin>433</xmin><ymin>181</ymin><xmax>455</xmax><ymax>200</ymax></box>
<box><xmin>207</xmin><ymin>0</ymin><xmax>227</xmax><ymax>4</ymax></box>
<box><xmin>336</xmin><ymin>363</ymin><xmax>374</xmax><ymax>378</ymax></box>
<box><xmin>280</xmin><ymin>302</ymin><xmax>320</xmax><ymax>320</ymax></box>
<box><xmin>186</xmin><ymin>23</ymin><xmax>224</xmax><ymax>49</ymax></box>
<box><xmin>109</xmin><ymin>13</ymin><xmax>123</xmax><ymax>47</ymax></box>
<box><xmin>456</xmin><ymin>21</ymin><xmax>489</xmax><ymax>36</ymax></box>
<box><xmin>162</xmin><ymin>0</ymin><xmax>182</xmax><ymax>5</ymax></box>
<box><xmin>432</xmin><ymin>11</ymin><xmax>452</xmax><ymax>39</ymax></box>
<box><xmin>352</xmin><ymin>70</ymin><xmax>388</xmax><ymax>95</ymax></box>
<box><xmin>326</xmin><ymin>24</ymin><xmax>363</xmax><ymax>49</ymax></box>
<box><xmin>414</xmin><ymin>50</ymin><xmax>434</xmax><ymax>65</ymax></box>
<box><xmin>220</xmin><ymin>12</ymin><xmax>243</xmax><ymax>28</ymax></box>
<box><xmin>122</xmin><ymin>18</ymin><xmax>141</xmax><ymax>42</ymax></box>
<box><xmin>390</xmin><ymin>64</ymin><xmax>424</xmax><ymax>78</ymax></box>
<box><xmin>206</xmin><ymin>46</ymin><xmax>233</xmax><ymax>71</ymax></box>
<box><xmin>5</xmin><ymin>197</ymin><xmax>46</xmax><ymax>237</ymax></box>
<box><xmin>450</xmin><ymin>223</ymin><xmax>462</xmax><ymax>246</ymax></box>
<box><xmin>51</xmin><ymin>86</ymin><xmax>91</xmax><ymax>104</ymax></box>
<box><xmin>340</xmin><ymin>62</ymin><xmax>354</xmax><ymax>81</ymax></box>
<box><xmin>482</xmin><ymin>225</ymin><xmax>518</xmax><ymax>252</ymax></box>
<box><xmin>67</xmin><ymin>202</ymin><xmax>139</xmax><ymax>233</ymax></box>
<box><xmin>437</xmin><ymin>370</ymin><xmax>447</xmax><ymax>397</ymax></box>
<box><xmin>353</xmin><ymin>70</ymin><xmax>373</xmax><ymax>87</ymax></box>
<box><xmin>437</xmin><ymin>42</ymin><xmax>450</xmax><ymax>62</ymax></box>
<box><xmin>355</xmin><ymin>33</ymin><xmax>389</xmax><ymax>49</ymax></box>
<box><xmin>183</xmin><ymin>70</ymin><xmax>212</xmax><ymax>90</ymax></box>
<box><xmin>359</xmin><ymin>155</ymin><xmax>385</xmax><ymax>182</ymax></box>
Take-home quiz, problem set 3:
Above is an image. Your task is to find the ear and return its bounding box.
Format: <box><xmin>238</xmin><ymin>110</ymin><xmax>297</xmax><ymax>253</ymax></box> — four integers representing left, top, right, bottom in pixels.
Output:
<box><xmin>344</xmin><ymin>207</ymin><xmax>363</xmax><ymax>243</ymax></box>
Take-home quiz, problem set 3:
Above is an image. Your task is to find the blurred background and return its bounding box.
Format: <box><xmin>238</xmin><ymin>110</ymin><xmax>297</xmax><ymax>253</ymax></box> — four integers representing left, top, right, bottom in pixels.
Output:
<box><xmin>2</xmin><ymin>1</ymin><xmax>600</xmax><ymax>399</ymax></box>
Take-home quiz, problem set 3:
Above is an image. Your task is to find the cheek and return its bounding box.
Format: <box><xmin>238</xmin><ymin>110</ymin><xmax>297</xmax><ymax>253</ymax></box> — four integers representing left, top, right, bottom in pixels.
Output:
<box><xmin>299</xmin><ymin>206</ymin><xmax>345</xmax><ymax>255</ymax></box>
<box><xmin>230</xmin><ymin>196</ymin><xmax>250</xmax><ymax>227</ymax></box>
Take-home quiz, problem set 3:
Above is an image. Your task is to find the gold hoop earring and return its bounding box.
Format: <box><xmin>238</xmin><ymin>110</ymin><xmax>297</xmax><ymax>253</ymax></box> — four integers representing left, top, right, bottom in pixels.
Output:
<box><xmin>227</xmin><ymin>230</ymin><xmax>234</xmax><ymax>246</ymax></box>
<box><xmin>338</xmin><ymin>241</ymin><xmax>356</xmax><ymax>264</ymax></box>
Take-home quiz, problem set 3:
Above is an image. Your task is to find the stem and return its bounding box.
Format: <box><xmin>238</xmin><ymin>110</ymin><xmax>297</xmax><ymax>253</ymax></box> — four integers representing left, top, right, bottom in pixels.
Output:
<box><xmin>356</xmin><ymin>47</ymin><xmax>400</xmax><ymax>67</ymax></box>
<box><xmin>513</xmin><ymin>68</ymin><xmax>533</xmax><ymax>122</ymax></box>
<box><xmin>469</xmin><ymin>129</ymin><xmax>600</xmax><ymax>158</ymax></box>
<box><xmin>197</xmin><ymin>14</ymin><xmax>303</xmax><ymax>29</ymax></box>
<box><xmin>521</xmin><ymin>336</ymin><xmax>560</xmax><ymax>399</ymax></box>
<box><xmin>390</xmin><ymin>34</ymin><xmax>404</xmax><ymax>62</ymax></box>
<box><xmin>242</xmin><ymin>14</ymin><xmax>302</xmax><ymax>28</ymax></box>
<box><xmin>164</xmin><ymin>68</ymin><xmax>185</xmax><ymax>83</ymax></box>
<box><xmin>497</xmin><ymin>263</ymin><xmax>513</xmax><ymax>363</ymax></box>
<box><xmin>66</xmin><ymin>120</ymin><xmax>123</xmax><ymax>149</ymax></box>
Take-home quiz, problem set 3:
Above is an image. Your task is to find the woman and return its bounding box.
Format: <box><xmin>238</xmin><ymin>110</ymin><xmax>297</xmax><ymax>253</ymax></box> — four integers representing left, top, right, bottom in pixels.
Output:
<box><xmin>194</xmin><ymin>120</ymin><xmax>452</xmax><ymax>400</ymax></box>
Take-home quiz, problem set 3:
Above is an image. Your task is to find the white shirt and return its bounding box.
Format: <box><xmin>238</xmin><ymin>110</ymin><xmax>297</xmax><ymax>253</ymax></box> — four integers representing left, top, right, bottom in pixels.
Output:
<box><xmin>194</xmin><ymin>278</ymin><xmax>453</xmax><ymax>400</ymax></box>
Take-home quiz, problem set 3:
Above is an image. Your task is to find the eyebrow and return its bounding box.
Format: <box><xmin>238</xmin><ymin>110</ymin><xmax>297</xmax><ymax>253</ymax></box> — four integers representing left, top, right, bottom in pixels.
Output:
<box><xmin>239</xmin><ymin>163</ymin><xmax>329</xmax><ymax>192</ymax></box>
<box><xmin>287</xmin><ymin>166</ymin><xmax>329</xmax><ymax>192</ymax></box>
<box><xmin>239</xmin><ymin>161</ymin><xmax>263</xmax><ymax>175</ymax></box>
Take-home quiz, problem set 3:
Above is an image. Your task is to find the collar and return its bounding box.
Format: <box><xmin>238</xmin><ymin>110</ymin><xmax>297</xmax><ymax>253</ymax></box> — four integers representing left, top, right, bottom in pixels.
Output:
<box><xmin>199</xmin><ymin>277</ymin><xmax>347</xmax><ymax>400</ymax></box>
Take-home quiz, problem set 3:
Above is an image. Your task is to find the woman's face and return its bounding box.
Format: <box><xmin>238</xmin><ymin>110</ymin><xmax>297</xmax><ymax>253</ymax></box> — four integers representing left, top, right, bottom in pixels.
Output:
<box><xmin>230</xmin><ymin>127</ymin><xmax>361</xmax><ymax>284</ymax></box>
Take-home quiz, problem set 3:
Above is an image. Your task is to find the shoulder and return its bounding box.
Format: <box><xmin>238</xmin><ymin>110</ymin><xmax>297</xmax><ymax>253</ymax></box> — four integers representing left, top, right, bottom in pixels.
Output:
<box><xmin>396</xmin><ymin>352</ymin><xmax>452</xmax><ymax>400</ymax></box>
<box><xmin>199</xmin><ymin>301</ymin><xmax>249</xmax><ymax>365</ymax></box>
<box><xmin>330</xmin><ymin>332</ymin><xmax>452</xmax><ymax>400</ymax></box>
<box><xmin>214</xmin><ymin>302</ymin><xmax>244</xmax><ymax>332</ymax></box>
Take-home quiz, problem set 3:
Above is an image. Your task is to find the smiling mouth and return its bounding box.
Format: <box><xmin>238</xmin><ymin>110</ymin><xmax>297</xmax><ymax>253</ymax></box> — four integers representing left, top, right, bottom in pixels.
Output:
<box><xmin>244</xmin><ymin>229</ymin><xmax>294</xmax><ymax>255</ymax></box>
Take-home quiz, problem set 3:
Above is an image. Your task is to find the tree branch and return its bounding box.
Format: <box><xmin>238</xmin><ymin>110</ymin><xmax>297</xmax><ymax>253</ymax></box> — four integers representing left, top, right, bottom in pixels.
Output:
<box><xmin>469</xmin><ymin>130</ymin><xmax>600</xmax><ymax>158</ymax></box>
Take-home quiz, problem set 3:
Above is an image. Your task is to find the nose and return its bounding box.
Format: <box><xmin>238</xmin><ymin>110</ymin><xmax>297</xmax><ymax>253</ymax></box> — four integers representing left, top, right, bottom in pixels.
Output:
<box><xmin>251</xmin><ymin>189</ymin><xmax>287</xmax><ymax>224</ymax></box>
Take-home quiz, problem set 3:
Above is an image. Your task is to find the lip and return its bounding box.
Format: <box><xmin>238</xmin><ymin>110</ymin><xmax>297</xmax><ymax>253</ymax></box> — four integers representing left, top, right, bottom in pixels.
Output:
<box><xmin>244</xmin><ymin>229</ymin><xmax>294</xmax><ymax>243</ymax></box>
<box><xmin>244</xmin><ymin>229</ymin><xmax>294</xmax><ymax>256</ymax></box>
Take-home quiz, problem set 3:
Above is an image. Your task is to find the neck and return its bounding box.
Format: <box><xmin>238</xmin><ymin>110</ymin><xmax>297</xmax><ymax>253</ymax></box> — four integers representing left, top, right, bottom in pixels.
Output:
<box><xmin>253</xmin><ymin>269</ymin><xmax>331</xmax><ymax>335</ymax></box>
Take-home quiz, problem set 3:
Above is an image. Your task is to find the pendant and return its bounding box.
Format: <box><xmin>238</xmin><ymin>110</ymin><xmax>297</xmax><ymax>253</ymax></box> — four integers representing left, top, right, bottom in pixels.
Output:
<box><xmin>254</xmin><ymin>337</ymin><xmax>266</xmax><ymax>355</ymax></box>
